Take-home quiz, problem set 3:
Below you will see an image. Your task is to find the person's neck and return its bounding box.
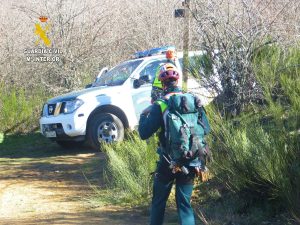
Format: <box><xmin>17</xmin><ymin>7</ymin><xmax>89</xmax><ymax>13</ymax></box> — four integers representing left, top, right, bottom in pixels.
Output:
<box><xmin>164</xmin><ymin>86</ymin><xmax>180</xmax><ymax>94</ymax></box>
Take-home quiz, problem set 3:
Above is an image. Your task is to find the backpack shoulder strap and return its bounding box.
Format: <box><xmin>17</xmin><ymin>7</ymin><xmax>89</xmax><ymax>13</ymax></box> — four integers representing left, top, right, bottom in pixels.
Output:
<box><xmin>154</xmin><ymin>92</ymin><xmax>180</xmax><ymax>114</ymax></box>
<box><xmin>155</xmin><ymin>99</ymin><xmax>168</xmax><ymax>114</ymax></box>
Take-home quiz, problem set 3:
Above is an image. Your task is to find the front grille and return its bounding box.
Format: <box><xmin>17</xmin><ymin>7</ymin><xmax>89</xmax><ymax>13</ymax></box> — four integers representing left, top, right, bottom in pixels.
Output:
<box><xmin>43</xmin><ymin>123</ymin><xmax>63</xmax><ymax>132</ymax></box>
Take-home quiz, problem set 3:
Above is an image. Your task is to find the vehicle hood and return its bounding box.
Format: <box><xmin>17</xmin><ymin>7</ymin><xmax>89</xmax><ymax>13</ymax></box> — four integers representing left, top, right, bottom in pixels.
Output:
<box><xmin>47</xmin><ymin>86</ymin><xmax>123</xmax><ymax>104</ymax></box>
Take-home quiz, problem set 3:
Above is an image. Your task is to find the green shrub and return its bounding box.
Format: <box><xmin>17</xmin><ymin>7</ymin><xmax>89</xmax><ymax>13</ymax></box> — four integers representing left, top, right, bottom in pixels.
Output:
<box><xmin>209</xmin><ymin>44</ymin><xmax>300</xmax><ymax>218</ymax></box>
<box><xmin>102</xmin><ymin>133</ymin><xmax>158</xmax><ymax>205</ymax></box>
<box><xmin>0</xmin><ymin>84</ymin><xmax>48</xmax><ymax>134</ymax></box>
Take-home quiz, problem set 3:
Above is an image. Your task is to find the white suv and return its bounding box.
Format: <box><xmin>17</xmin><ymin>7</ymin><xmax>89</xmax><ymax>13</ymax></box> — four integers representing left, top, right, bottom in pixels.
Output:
<box><xmin>39</xmin><ymin>46</ymin><xmax>211</xmax><ymax>149</ymax></box>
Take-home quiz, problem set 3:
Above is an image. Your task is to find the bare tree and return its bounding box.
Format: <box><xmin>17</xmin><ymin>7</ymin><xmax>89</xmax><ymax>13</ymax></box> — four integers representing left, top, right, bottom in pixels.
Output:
<box><xmin>1</xmin><ymin>0</ymin><xmax>298</xmax><ymax>101</ymax></box>
<box><xmin>0</xmin><ymin>0</ymin><xmax>187</xmax><ymax>94</ymax></box>
<box><xmin>190</xmin><ymin>0</ymin><xmax>299</xmax><ymax>115</ymax></box>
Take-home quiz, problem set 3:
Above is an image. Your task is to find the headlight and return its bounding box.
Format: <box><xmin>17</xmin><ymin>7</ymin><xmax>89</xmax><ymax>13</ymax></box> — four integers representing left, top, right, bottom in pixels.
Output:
<box><xmin>41</xmin><ymin>104</ymin><xmax>48</xmax><ymax>117</ymax></box>
<box><xmin>63</xmin><ymin>99</ymin><xmax>84</xmax><ymax>114</ymax></box>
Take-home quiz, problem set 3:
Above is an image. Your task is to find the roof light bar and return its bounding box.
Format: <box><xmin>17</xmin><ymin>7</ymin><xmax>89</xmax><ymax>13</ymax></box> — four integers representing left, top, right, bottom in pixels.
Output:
<box><xmin>134</xmin><ymin>45</ymin><xmax>176</xmax><ymax>59</ymax></box>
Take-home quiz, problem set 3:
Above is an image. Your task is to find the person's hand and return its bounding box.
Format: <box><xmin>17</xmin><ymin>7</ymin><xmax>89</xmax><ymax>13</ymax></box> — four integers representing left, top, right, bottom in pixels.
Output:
<box><xmin>141</xmin><ymin>105</ymin><xmax>152</xmax><ymax>115</ymax></box>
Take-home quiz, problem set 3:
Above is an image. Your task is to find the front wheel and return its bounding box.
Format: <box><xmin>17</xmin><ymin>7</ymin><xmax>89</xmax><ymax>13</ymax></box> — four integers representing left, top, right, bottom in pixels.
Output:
<box><xmin>87</xmin><ymin>113</ymin><xmax>124</xmax><ymax>149</ymax></box>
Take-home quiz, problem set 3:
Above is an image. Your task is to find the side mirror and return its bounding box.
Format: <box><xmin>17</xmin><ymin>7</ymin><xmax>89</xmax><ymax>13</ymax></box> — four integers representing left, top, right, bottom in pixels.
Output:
<box><xmin>133</xmin><ymin>75</ymin><xmax>151</xmax><ymax>89</ymax></box>
<box><xmin>140</xmin><ymin>75</ymin><xmax>151</xmax><ymax>83</ymax></box>
<box><xmin>133</xmin><ymin>79</ymin><xmax>141</xmax><ymax>89</ymax></box>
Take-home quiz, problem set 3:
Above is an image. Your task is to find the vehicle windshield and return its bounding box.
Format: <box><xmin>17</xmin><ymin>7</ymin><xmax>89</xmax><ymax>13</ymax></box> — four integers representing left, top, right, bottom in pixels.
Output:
<box><xmin>95</xmin><ymin>59</ymin><xmax>143</xmax><ymax>86</ymax></box>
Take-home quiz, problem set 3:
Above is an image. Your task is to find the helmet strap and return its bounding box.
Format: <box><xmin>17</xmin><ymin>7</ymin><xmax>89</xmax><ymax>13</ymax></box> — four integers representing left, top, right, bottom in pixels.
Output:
<box><xmin>162</xmin><ymin>80</ymin><xmax>178</xmax><ymax>90</ymax></box>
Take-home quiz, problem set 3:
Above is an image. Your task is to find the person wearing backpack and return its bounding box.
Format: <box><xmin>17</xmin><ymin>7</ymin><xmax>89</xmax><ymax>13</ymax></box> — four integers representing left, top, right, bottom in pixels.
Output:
<box><xmin>138</xmin><ymin>63</ymin><xmax>211</xmax><ymax>225</ymax></box>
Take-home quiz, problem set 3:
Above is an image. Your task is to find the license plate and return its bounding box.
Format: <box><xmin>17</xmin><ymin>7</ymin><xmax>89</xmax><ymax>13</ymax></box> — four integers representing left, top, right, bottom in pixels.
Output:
<box><xmin>44</xmin><ymin>131</ymin><xmax>57</xmax><ymax>138</ymax></box>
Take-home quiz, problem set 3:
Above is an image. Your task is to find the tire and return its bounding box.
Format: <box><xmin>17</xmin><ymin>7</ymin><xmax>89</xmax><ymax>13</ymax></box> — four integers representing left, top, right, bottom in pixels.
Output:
<box><xmin>87</xmin><ymin>113</ymin><xmax>125</xmax><ymax>149</ymax></box>
<box><xmin>56</xmin><ymin>140</ymin><xmax>84</xmax><ymax>149</ymax></box>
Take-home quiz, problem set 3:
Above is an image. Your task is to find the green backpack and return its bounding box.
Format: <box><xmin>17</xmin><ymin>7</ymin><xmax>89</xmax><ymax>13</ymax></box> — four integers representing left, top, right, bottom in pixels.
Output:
<box><xmin>157</xmin><ymin>93</ymin><xmax>208</xmax><ymax>166</ymax></box>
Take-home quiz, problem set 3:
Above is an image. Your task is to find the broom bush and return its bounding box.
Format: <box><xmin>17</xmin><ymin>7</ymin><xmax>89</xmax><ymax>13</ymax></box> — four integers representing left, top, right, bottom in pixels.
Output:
<box><xmin>0</xmin><ymin>84</ymin><xmax>48</xmax><ymax>134</ymax></box>
<box><xmin>102</xmin><ymin>133</ymin><xmax>158</xmax><ymax>205</ymax></box>
<box><xmin>209</xmin><ymin>44</ymin><xmax>300</xmax><ymax>218</ymax></box>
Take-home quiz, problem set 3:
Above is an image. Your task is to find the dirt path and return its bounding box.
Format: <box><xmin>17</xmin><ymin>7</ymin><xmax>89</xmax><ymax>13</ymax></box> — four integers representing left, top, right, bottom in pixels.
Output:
<box><xmin>0</xmin><ymin>145</ymin><xmax>149</xmax><ymax>225</ymax></box>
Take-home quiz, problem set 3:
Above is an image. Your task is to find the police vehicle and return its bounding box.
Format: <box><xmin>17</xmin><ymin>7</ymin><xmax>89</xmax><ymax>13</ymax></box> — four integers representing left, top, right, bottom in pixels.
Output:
<box><xmin>39</xmin><ymin>46</ymin><xmax>212</xmax><ymax>149</ymax></box>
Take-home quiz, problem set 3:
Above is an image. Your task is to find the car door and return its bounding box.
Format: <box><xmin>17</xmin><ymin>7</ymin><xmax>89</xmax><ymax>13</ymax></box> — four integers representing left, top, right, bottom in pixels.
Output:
<box><xmin>130</xmin><ymin>59</ymin><xmax>168</xmax><ymax>121</ymax></box>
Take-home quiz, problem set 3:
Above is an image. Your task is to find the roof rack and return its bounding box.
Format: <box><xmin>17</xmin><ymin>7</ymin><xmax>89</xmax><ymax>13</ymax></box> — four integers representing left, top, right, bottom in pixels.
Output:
<box><xmin>133</xmin><ymin>45</ymin><xmax>175</xmax><ymax>59</ymax></box>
